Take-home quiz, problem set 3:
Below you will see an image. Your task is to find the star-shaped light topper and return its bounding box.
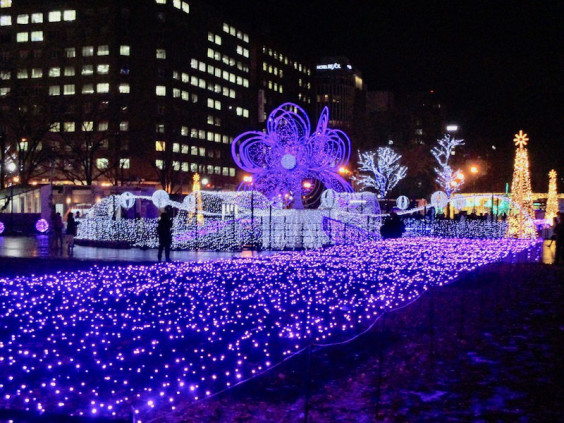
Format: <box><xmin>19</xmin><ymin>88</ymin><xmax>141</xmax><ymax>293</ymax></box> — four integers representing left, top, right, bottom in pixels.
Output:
<box><xmin>549</xmin><ymin>169</ymin><xmax>557</xmax><ymax>179</ymax></box>
<box><xmin>513</xmin><ymin>130</ymin><xmax>529</xmax><ymax>149</ymax></box>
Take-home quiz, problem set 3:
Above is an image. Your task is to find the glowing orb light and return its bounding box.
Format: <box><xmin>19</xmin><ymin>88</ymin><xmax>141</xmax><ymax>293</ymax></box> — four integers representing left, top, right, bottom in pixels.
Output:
<box><xmin>152</xmin><ymin>190</ymin><xmax>170</xmax><ymax>209</ymax></box>
<box><xmin>396</xmin><ymin>195</ymin><xmax>409</xmax><ymax>210</ymax></box>
<box><xmin>0</xmin><ymin>221</ymin><xmax>4</xmax><ymax>234</ymax></box>
<box><xmin>35</xmin><ymin>218</ymin><xmax>49</xmax><ymax>233</ymax></box>
<box><xmin>119</xmin><ymin>192</ymin><xmax>136</xmax><ymax>209</ymax></box>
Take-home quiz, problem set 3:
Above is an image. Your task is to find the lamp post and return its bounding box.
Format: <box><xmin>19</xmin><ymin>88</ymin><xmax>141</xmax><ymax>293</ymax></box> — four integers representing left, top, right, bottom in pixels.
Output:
<box><xmin>470</xmin><ymin>165</ymin><xmax>479</xmax><ymax>214</ymax></box>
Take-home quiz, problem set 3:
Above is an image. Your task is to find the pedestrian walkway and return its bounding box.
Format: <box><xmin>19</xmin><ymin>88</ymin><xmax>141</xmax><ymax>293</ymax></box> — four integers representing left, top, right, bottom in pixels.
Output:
<box><xmin>0</xmin><ymin>235</ymin><xmax>272</xmax><ymax>263</ymax></box>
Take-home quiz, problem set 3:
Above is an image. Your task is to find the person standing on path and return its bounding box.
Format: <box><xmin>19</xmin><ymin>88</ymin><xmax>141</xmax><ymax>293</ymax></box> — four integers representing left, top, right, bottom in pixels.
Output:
<box><xmin>65</xmin><ymin>212</ymin><xmax>78</xmax><ymax>255</ymax></box>
<box><xmin>553</xmin><ymin>212</ymin><xmax>564</xmax><ymax>265</ymax></box>
<box><xmin>157</xmin><ymin>211</ymin><xmax>173</xmax><ymax>262</ymax></box>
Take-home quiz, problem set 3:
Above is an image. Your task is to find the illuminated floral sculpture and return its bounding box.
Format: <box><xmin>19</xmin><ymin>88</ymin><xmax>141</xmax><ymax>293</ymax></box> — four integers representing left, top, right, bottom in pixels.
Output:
<box><xmin>232</xmin><ymin>103</ymin><xmax>353</xmax><ymax>209</ymax></box>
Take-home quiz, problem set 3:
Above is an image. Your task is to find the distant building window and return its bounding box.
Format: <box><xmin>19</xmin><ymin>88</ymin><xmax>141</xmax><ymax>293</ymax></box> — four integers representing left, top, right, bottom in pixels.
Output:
<box><xmin>63</xmin><ymin>10</ymin><xmax>76</xmax><ymax>21</ymax></box>
<box><xmin>17</xmin><ymin>14</ymin><xmax>29</xmax><ymax>24</ymax></box>
<box><xmin>48</xmin><ymin>85</ymin><xmax>60</xmax><ymax>95</ymax></box>
<box><xmin>98</xmin><ymin>121</ymin><xmax>109</xmax><ymax>131</ymax></box>
<box><xmin>96</xmin><ymin>158</ymin><xmax>109</xmax><ymax>169</ymax></box>
<box><xmin>63</xmin><ymin>122</ymin><xmax>75</xmax><ymax>132</ymax></box>
<box><xmin>96</xmin><ymin>83</ymin><xmax>109</xmax><ymax>93</ymax></box>
<box><xmin>155</xmin><ymin>159</ymin><xmax>163</xmax><ymax>169</ymax></box>
<box><xmin>31</xmin><ymin>13</ymin><xmax>43</xmax><ymax>23</ymax></box>
<box><xmin>156</xmin><ymin>85</ymin><xmax>166</xmax><ymax>96</ymax></box>
<box><xmin>97</xmin><ymin>45</ymin><xmax>109</xmax><ymax>56</ymax></box>
<box><xmin>0</xmin><ymin>87</ymin><xmax>10</xmax><ymax>96</ymax></box>
<box><xmin>48</xmin><ymin>11</ymin><xmax>61</xmax><ymax>22</ymax></box>
<box><xmin>119</xmin><ymin>83</ymin><xmax>130</xmax><ymax>94</ymax></box>
<box><xmin>31</xmin><ymin>68</ymin><xmax>42</xmax><ymax>78</ymax></box>
<box><xmin>120</xmin><ymin>121</ymin><xmax>129</xmax><ymax>131</ymax></box>
<box><xmin>120</xmin><ymin>158</ymin><xmax>130</xmax><ymax>169</ymax></box>
<box><xmin>156</xmin><ymin>124</ymin><xmax>165</xmax><ymax>133</ymax></box>
<box><xmin>81</xmin><ymin>84</ymin><xmax>94</xmax><ymax>94</ymax></box>
<box><xmin>16</xmin><ymin>32</ymin><xmax>29</xmax><ymax>42</ymax></box>
<box><xmin>155</xmin><ymin>0</ymin><xmax>166</xmax><ymax>4</ymax></box>
<box><xmin>82</xmin><ymin>46</ymin><xmax>94</xmax><ymax>57</ymax></box>
<box><xmin>82</xmin><ymin>121</ymin><xmax>94</xmax><ymax>131</ymax></box>
<box><xmin>30</xmin><ymin>31</ymin><xmax>43</xmax><ymax>42</ymax></box>
<box><xmin>48</xmin><ymin>67</ymin><xmax>60</xmax><ymax>77</ymax></box>
<box><xmin>0</xmin><ymin>1</ymin><xmax>12</xmax><ymax>8</ymax></box>
<box><xmin>0</xmin><ymin>71</ymin><xmax>10</xmax><ymax>80</ymax></box>
<box><xmin>65</xmin><ymin>47</ymin><xmax>76</xmax><ymax>58</ymax></box>
<box><xmin>156</xmin><ymin>49</ymin><xmax>166</xmax><ymax>59</ymax></box>
<box><xmin>63</xmin><ymin>84</ymin><xmax>75</xmax><ymax>95</ymax></box>
<box><xmin>64</xmin><ymin>66</ymin><xmax>75</xmax><ymax>76</ymax></box>
<box><xmin>0</xmin><ymin>15</ymin><xmax>11</xmax><ymax>26</ymax></box>
<box><xmin>120</xmin><ymin>45</ymin><xmax>130</xmax><ymax>56</ymax></box>
<box><xmin>97</xmin><ymin>64</ymin><xmax>109</xmax><ymax>74</ymax></box>
<box><xmin>81</xmin><ymin>65</ymin><xmax>93</xmax><ymax>76</ymax></box>
<box><xmin>155</xmin><ymin>141</ymin><xmax>166</xmax><ymax>151</ymax></box>
<box><xmin>16</xmin><ymin>69</ymin><xmax>28</xmax><ymax>79</ymax></box>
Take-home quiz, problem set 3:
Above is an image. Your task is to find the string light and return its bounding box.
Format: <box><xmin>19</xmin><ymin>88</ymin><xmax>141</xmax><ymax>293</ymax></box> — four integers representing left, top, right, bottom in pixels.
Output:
<box><xmin>431</xmin><ymin>134</ymin><xmax>465</xmax><ymax>198</ymax></box>
<box><xmin>0</xmin><ymin>238</ymin><xmax>540</xmax><ymax>419</ymax></box>
<box><xmin>354</xmin><ymin>147</ymin><xmax>407</xmax><ymax>198</ymax></box>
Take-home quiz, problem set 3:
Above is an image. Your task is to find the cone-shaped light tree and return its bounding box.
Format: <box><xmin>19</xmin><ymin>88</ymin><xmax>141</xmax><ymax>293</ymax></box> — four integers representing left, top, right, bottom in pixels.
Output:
<box><xmin>545</xmin><ymin>169</ymin><xmax>559</xmax><ymax>223</ymax></box>
<box><xmin>507</xmin><ymin>130</ymin><xmax>536</xmax><ymax>238</ymax></box>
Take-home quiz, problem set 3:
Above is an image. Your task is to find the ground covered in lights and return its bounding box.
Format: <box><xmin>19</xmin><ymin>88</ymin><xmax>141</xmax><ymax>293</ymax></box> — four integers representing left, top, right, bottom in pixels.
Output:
<box><xmin>0</xmin><ymin>238</ymin><xmax>546</xmax><ymax>421</ymax></box>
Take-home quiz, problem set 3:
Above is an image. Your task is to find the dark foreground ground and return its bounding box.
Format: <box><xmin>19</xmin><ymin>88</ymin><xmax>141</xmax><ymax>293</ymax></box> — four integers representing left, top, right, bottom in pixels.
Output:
<box><xmin>0</xmin><ymin>259</ymin><xmax>563</xmax><ymax>422</ymax></box>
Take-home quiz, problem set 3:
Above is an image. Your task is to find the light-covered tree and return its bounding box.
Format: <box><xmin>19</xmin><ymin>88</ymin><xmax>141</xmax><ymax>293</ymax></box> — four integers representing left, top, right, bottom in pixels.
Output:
<box><xmin>431</xmin><ymin>134</ymin><xmax>465</xmax><ymax>198</ymax></box>
<box><xmin>355</xmin><ymin>147</ymin><xmax>407</xmax><ymax>198</ymax></box>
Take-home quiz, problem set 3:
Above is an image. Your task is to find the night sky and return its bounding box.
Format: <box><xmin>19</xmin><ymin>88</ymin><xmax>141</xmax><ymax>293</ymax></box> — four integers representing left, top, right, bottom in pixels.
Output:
<box><xmin>216</xmin><ymin>1</ymin><xmax>562</xmax><ymax>190</ymax></box>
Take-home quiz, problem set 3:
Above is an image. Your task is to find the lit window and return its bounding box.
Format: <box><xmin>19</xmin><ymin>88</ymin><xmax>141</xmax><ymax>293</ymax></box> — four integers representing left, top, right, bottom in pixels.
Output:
<box><xmin>31</xmin><ymin>13</ymin><xmax>42</xmax><ymax>23</ymax></box>
<box><xmin>156</xmin><ymin>85</ymin><xmax>166</xmax><ymax>96</ymax></box>
<box><xmin>97</xmin><ymin>45</ymin><xmax>109</xmax><ymax>56</ymax></box>
<box><xmin>50</xmin><ymin>122</ymin><xmax>60</xmax><ymax>132</ymax></box>
<box><xmin>63</xmin><ymin>84</ymin><xmax>75</xmax><ymax>95</ymax></box>
<box><xmin>173</xmin><ymin>88</ymin><xmax>180</xmax><ymax>98</ymax></box>
<box><xmin>63</xmin><ymin>122</ymin><xmax>75</xmax><ymax>132</ymax></box>
<box><xmin>30</xmin><ymin>31</ymin><xmax>43</xmax><ymax>42</ymax></box>
<box><xmin>98</xmin><ymin>121</ymin><xmax>109</xmax><ymax>131</ymax></box>
<box><xmin>155</xmin><ymin>0</ymin><xmax>166</xmax><ymax>4</ymax></box>
<box><xmin>0</xmin><ymin>71</ymin><xmax>9</xmax><ymax>80</ymax></box>
<box><xmin>182</xmin><ymin>2</ymin><xmax>189</xmax><ymax>13</ymax></box>
<box><xmin>190</xmin><ymin>163</ymin><xmax>197</xmax><ymax>172</ymax></box>
<box><xmin>199</xmin><ymin>147</ymin><xmax>205</xmax><ymax>157</ymax></box>
<box><xmin>230</xmin><ymin>168</ymin><xmax>235</xmax><ymax>177</ymax></box>
<box><xmin>155</xmin><ymin>141</ymin><xmax>166</xmax><ymax>151</ymax></box>
<box><xmin>17</xmin><ymin>14</ymin><xmax>29</xmax><ymax>24</ymax></box>
<box><xmin>81</xmin><ymin>65</ymin><xmax>93</xmax><ymax>76</ymax></box>
<box><xmin>97</xmin><ymin>64</ymin><xmax>109</xmax><ymax>74</ymax></box>
<box><xmin>120</xmin><ymin>121</ymin><xmax>129</xmax><ymax>131</ymax></box>
<box><xmin>63</xmin><ymin>10</ymin><xmax>76</xmax><ymax>21</ymax></box>
<box><xmin>181</xmin><ymin>91</ymin><xmax>188</xmax><ymax>101</ymax></box>
<box><xmin>0</xmin><ymin>87</ymin><xmax>10</xmax><ymax>96</ymax></box>
<box><xmin>16</xmin><ymin>32</ymin><xmax>29</xmax><ymax>42</ymax></box>
<box><xmin>0</xmin><ymin>1</ymin><xmax>12</xmax><ymax>8</ymax></box>
<box><xmin>30</xmin><ymin>68</ymin><xmax>41</xmax><ymax>78</ymax></box>
<box><xmin>119</xmin><ymin>83</ymin><xmax>130</xmax><ymax>94</ymax></box>
<box><xmin>49</xmin><ymin>68</ymin><xmax>61</xmax><ymax>78</ymax></box>
<box><xmin>82</xmin><ymin>121</ymin><xmax>94</xmax><ymax>131</ymax></box>
<box><xmin>64</xmin><ymin>47</ymin><xmax>76</xmax><ymax>58</ymax></box>
<box><xmin>156</xmin><ymin>124</ymin><xmax>165</xmax><ymax>133</ymax></box>
<box><xmin>82</xmin><ymin>46</ymin><xmax>94</xmax><ymax>57</ymax></box>
<box><xmin>64</xmin><ymin>66</ymin><xmax>75</xmax><ymax>76</ymax></box>
<box><xmin>172</xmin><ymin>143</ymin><xmax>180</xmax><ymax>153</ymax></box>
<box><xmin>156</xmin><ymin>49</ymin><xmax>166</xmax><ymax>59</ymax></box>
<box><xmin>173</xmin><ymin>0</ymin><xmax>181</xmax><ymax>9</ymax></box>
<box><xmin>96</xmin><ymin>83</ymin><xmax>109</xmax><ymax>93</ymax></box>
<box><xmin>96</xmin><ymin>158</ymin><xmax>109</xmax><ymax>169</ymax></box>
<box><xmin>0</xmin><ymin>15</ymin><xmax>10</xmax><ymax>25</ymax></box>
<box><xmin>120</xmin><ymin>45</ymin><xmax>130</xmax><ymax>56</ymax></box>
<box><xmin>119</xmin><ymin>158</ymin><xmax>130</xmax><ymax>169</ymax></box>
<box><xmin>17</xmin><ymin>69</ymin><xmax>28</xmax><ymax>79</ymax></box>
<box><xmin>48</xmin><ymin>11</ymin><xmax>61</xmax><ymax>22</ymax></box>
<box><xmin>49</xmin><ymin>85</ymin><xmax>60</xmax><ymax>95</ymax></box>
<box><xmin>82</xmin><ymin>84</ymin><xmax>94</xmax><ymax>94</ymax></box>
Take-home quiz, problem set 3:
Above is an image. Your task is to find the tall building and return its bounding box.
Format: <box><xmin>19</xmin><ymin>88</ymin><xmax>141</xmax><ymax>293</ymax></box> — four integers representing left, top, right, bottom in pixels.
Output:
<box><xmin>314</xmin><ymin>56</ymin><xmax>366</xmax><ymax>150</ymax></box>
<box><xmin>0</xmin><ymin>0</ymin><xmax>310</xmax><ymax>192</ymax></box>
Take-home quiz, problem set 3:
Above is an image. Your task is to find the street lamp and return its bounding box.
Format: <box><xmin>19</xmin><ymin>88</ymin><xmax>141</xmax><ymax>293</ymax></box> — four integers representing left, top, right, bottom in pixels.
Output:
<box><xmin>470</xmin><ymin>165</ymin><xmax>479</xmax><ymax>214</ymax></box>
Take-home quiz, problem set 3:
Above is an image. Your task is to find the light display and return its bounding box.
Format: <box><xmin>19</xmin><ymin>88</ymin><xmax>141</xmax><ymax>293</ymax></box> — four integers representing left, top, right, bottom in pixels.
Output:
<box><xmin>507</xmin><ymin>130</ymin><xmax>536</xmax><ymax>238</ymax></box>
<box><xmin>0</xmin><ymin>221</ymin><xmax>4</xmax><ymax>235</ymax></box>
<box><xmin>151</xmin><ymin>190</ymin><xmax>170</xmax><ymax>209</ymax></box>
<box><xmin>191</xmin><ymin>174</ymin><xmax>204</xmax><ymax>225</ymax></box>
<box><xmin>355</xmin><ymin>147</ymin><xmax>407</xmax><ymax>198</ymax></box>
<box><xmin>396</xmin><ymin>196</ymin><xmax>410</xmax><ymax>210</ymax></box>
<box><xmin>404</xmin><ymin>218</ymin><xmax>509</xmax><ymax>239</ymax></box>
<box><xmin>231</xmin><ymin>103</ymin><xmax>353</xmax><ymax>209</ymax></box>
<box><xmin>430</xmin><ymin>191</ymin><xmax>449</xmax><ymax>210</ymax></box>
<box><xmin>35</xmin><ymin>218</ymin><xmax>49</xmax><ymax>233</ymax></box>
<box><xmin>545</xmin><ymin>169</ymin><xmax>558</xmax><ymax>223</ymax></box>
<box><xmin>0</xmin><ymin>238</ymin><xmax>540</xmax><ymax>420</ymax></box>
<box><xmin>431</xmin><ymin>134</ymin><xmax>465</xmax><ymax>198</ymax></box>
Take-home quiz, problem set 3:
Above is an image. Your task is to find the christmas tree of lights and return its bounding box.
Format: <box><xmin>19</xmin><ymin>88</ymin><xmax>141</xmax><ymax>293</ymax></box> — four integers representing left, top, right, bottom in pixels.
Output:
<box><xmin>545</xmin><ymin>169</ymin><xmax>559</xmax><ymax>223</ymax></box>
<box><xmin>507</xmin><ymin>130</ymin><xmax>536</xmax><ymax>238</ymax></box>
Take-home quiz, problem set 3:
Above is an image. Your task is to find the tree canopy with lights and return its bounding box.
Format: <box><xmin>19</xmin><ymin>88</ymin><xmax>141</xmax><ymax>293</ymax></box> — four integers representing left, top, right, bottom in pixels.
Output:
<box><xmin>431</xmin><ymin>134</ymin><xmax>465</xmax><ymax>198</ymax></box>
<box><xmin>355</xmin><ymin>147</ymin><xmax>407</xmax><ymax>198</ymax></box>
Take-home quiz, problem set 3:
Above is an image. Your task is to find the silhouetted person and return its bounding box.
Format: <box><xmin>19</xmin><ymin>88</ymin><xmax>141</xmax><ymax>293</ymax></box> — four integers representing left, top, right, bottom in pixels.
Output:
<box><xmin>65</xmin><ymin>212</ymin><xmax>78</xmax><ymax>255</ymax></box>
<box><xmin>157</xmin><ymin>212</ymin><xmax>173</xmax><ymax>262</ymax></box>
<box><xmin>553</xmin><ymin>213</ymin><xmax>564</xmax><ymax>265</ymax></box>
<box><xmin>381</xmin><ymin>212</ymin><xmax>405</xmax><ymax>240</ymax></box>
